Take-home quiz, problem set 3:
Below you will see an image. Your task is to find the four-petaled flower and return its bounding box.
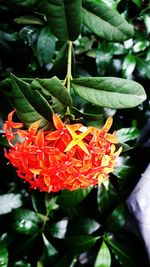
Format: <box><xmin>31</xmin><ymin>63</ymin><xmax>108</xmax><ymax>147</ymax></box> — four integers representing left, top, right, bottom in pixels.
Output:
<box><xmin>4</xmin><ymin>111</ymin><xmax>122</xmax><ymax>192</ymax></box>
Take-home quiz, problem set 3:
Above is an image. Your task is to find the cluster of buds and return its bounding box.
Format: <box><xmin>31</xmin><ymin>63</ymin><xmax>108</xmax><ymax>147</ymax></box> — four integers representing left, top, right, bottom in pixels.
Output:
<box><xmin>4</xmin><ymin>110</ymin><xmax>122</xmax><ymax>192</ymax></box>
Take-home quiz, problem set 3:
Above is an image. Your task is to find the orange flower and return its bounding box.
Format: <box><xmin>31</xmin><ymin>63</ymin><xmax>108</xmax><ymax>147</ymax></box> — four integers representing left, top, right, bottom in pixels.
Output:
<box><xmin>4</xmin><ymin>111</ymin><xmax>122</xmax><ymax>192</ymax></box>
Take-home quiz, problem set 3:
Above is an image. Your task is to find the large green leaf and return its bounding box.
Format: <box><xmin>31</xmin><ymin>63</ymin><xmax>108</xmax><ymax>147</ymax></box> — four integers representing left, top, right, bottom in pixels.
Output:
<box><xmin>65</xmin><ymin>235</ymin><xmax>99</xmax><ymax>254</ymax></box>
<box><xmin>36</xmin><ymin>76</ymin><xmax>72</xmax><ymax>106</ymax></box>
<box><xmin>82</xmin><ymin>0</ymin><xmax>134</xmax><ymax>42</ymax></box>
<box><xmin>58</xmin><ymin>187</ymin><xmax>92</xmax><ymax>208</ymax></box>
<box><xmin>12</xmin><ymin>208</ymin><xmax>42</xmax><ymax>235</ymax></box>
<box><xmin>104</xmin><ymin>203</ymin><xmax>128</xmax><ymax>232</ymax></box>
<box><xmin>67</xmin><ymin>218</ymin><xmax>100</xmax><ymax>235</ymax></box>
<box><xmin>94</xmin><ymin>241</ymin><xmax>111</xmax><ymax>267</ymax></box>
<box><xmin>11</xmin><ymin>74</ymin><xmax>50</xmax><ymax>129</ymax></box>
<box><xmin>71</xmin><ymin>77</ymin><xmax>146</xmax><ymax>109</ymax></box>
<box><xmin>36</xmin><ymin>27</ymin><xmax>55</xmax><ymax>66</ymax></box>
<box><xmin>38</xmin><ymin>0</ymin><xmax>82</xmax><ymax>41</ymax></box>
<box><xmin>0</xmin><ymin>241</ymin><xmax>8</xmax><ymax>267</ymax></box>
<box><xmin>97</xmin><ymin>184</ymin><xmax>119</xmax><ymax>217</ymax></box>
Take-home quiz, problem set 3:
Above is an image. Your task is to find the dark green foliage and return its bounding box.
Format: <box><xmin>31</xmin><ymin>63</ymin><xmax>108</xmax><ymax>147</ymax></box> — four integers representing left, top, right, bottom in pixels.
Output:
<box><xmin>0</xmin><ymin>1</ymin><xmax>149</xmax><ymax>267</ymax></box>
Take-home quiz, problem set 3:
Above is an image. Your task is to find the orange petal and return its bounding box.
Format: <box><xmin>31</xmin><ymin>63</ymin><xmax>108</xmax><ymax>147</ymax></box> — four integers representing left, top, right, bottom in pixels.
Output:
<box><xmin>17</xmin><ymin>129</ymin><xmax>28</xmax><ymax>138</ymax></box>
<box><xmin>46</xmin><ymin>131</ymin><xmax>60</xmax><ymax>140</ymax></box>
<box><xmin>79</xmin><ymin>175</ymin><xmax>89</xmax><ymax>186</ymax></box>
<box><xmin>8</xmin><ymin>110</ymin><xmax>15</xmax><ymax>121</ymax></box>
<box><xmin>53</xmin><ymin>113</ymin><xmax>64</xmax><ymax>130</ymax></box>
<box><xmin>71</xmin><ymin>123</ymin><xmax>83</xmax><ymax>131</ymax></box>
<box><xmin>102</xmin><ymin>117</ymin><xmax>113</xmax><ymax>132</ymax></box>
<box><xmin>29</xmin><ymin>168</ymin><xmax>41</xmax><ymax>175</ymax></box>
<box><xmin>12</xmin><ymin>122</ymin><xmax>23</xmax><ymax>129</ymax></box>
<box><xmin>29</xmin><ymin>120</ymin><xmax>40</xmax><ymax>135</ymax></box>
<box><xmin>105</xmin><ymin>133</ymin><xmax>118</xmax><ymax>144</ymax></box>
<box><xmin>44</xmin><ymin>175</ymin><xmax>51</xmax><ymax>186</ymax></box>
<box><xmin>35</xmin><ymin>129</ymin><xmax>44</xmax><ymax>147</ymax></box>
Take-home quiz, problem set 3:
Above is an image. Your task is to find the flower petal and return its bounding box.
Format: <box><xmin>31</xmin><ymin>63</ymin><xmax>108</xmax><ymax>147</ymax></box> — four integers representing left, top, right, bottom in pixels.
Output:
<box><xmin>46</xmin><ymin>131</ymin><xmax>60</xmax><ymax>140</ymax></box>
<box><xmin>53</xmin><ymin>113</ymin><xmax>64</xmax><ymax>130</ymax></box>
<box><xmin>102</xmin><ymin>117</ymin><xmax>113</xmax><ymax>132</ymax></box>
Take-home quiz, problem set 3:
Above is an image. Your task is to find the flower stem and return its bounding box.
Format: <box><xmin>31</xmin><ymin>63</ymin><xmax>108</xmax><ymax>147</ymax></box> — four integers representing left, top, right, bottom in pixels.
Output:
<box><xmin>66</xmin><ymin>40</ymin><xmax>72</xmax><ymax>115</ymax></box>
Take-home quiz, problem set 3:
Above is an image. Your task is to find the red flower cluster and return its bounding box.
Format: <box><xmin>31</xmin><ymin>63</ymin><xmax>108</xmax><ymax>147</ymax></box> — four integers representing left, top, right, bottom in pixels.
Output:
<box><xmin>4</xmin><ymin>110</ymin><xmax>122</xmax><ymax>192</ymax></box>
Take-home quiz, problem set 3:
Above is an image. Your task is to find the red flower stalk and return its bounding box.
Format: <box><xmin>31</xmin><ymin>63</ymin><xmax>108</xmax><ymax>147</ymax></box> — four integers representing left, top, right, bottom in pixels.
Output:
<box><xmin>4</xmin><ymin>111</ymin><xmax>122</xmax><ymax>192</ymax></box>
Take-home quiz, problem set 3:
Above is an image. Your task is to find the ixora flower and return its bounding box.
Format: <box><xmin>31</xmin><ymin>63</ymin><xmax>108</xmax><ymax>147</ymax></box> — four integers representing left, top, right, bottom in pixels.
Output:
<box><xmin>4</xmin><ymin>110</ymin><xmax>122</xmax><ymax>192</ymax></box>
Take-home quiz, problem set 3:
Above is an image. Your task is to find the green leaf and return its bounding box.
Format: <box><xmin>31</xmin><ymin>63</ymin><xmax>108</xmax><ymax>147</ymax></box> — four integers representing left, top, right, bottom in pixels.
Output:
<box><xmin>0</xmin><ymin>194</ymin><xmax>22</xmax><ymax>215</ymax></box>
<box><xmin>50</xmin><ymin>42</ymin><xmax>68</xmax><ymax>77</ymax></box>
<box><xmin>42</xmin><ymin>234</ymin><xmax>58</xmax><ymax>257</ymax></box>
<box><xmin>58</xmin><ymin>187</ymin><xmax>92</xmax><ymax>208</ymax></box>
<box><xmin>36</xmin><ymin>27</ymin><xmax>55</xmax><ymax>66</ymax></box>
<box><xmin>67</xmin><ymin>218</ymin><xmax>100</xmax><ymax>235</ymax></box>
<box><xmin>12</xmin><ymin>209</ymin><xmax>42</xmax><ymax>235</ymax></box>
<box><xmin>11</xmin><ymin>74</ymin><xmax>50</xmax><ymax>129</ymax></box>
<box><xmin>106</xmin><ymin>237</ymin><xmax>137</xmax><ymax>267</ymax></box>
<box><xmin>133</xmin><ymin>39</ymin><xmax>148</xmax><ymax>53</ymax></box>
<box><xmin>97</xmin><ymin>184</ymin><xmax>119</xmax><ymax>217</ymax></box>
<box><xmin>45</xmin><ymin>195</ymin><xmax>59</xmax><ymax>215</ymax></box>
<box><xmin>104</xmin><ymin>203</ymin><xmax>127</xmax><ymax>232</ymax></box>
<box><xmin>144</xmin><ymin>14</ymin><xmax>150</xmax><ymax>34</ymax></box>
<box><xmin>96</xmin><ymin>43</ymin><xmax>112</xmax><ymax>76</ymax></box>
<box><xmin>122</xmin><ymin>54</ymin><xmax>136</xmax><ymax>79</ymax></box>
<box><xmin>116</xmin><ymin>127</ymin><xmax>140</xmax><ymax>143</ymax></box>
<box><xmin>131</xmin><ymin>0</ymin><xmax>141</xmax><ymax>7</ymax></box>
<box><xmin>94</xmin><ymin>241</ymin><xmax>111</xmax><ymax>267</ymax></box>
<box><xmin>36</xmin><ymin>76</ymin><xmax>72</xmax><ymax>106</ymax></box>
<box><xmin>49</xmin><ymin>219</ymin><xmax>68</xmax><ymax>239</ymax></box>
<box><xmin>31</xmin><ymin>191</ymin><xmax>46</xmax><ymax>214</ymax></box>
<box><xmin>39</xmin><ymin>0</ymin><xmax>82</xmax><ymax>41</ymax></box>
<box><xmin>0</xmin><ymin>241</ymin><xmax>8</xmax><ymax>267</ymax></box>
<box><xmin>9</xmin><ymin>0</ymin><xmax>36</xmax><ymax>7</ymax></box>
<box><xmin>11</xmin><ymin>261</ymin><xmax>31</xmax><ymax>267</ymax></box>
<box><xmin>113</xmin><ymin>165</ymin><xmax>135</xmax><ymax>180</ymax></box>
<box><xmin>71</xmin><ymin>77</ymin><xmax>146</xmax><ymax>109</ymax></box>
<box><xmin>82</xmin><ymin>0</ymin><xmax>134</xmax><ymax>42</ymax></box>
<box><xmin>53</xmin><ymin>255</ymin><xmax>75</xmax><ymax>267</ymax></box>
<box><xmin>136</xmin><ymin>58</ymin><xmax>150</xmax><ymax>79</ymax></box>
<box><xmin>65</xmin><ymin>235</ymin><xmax>99</xmax><ymax>254</ymax></box>
<box><xmin>50</xmin><ymin>42</ymin><xmax>75</xmax><ymax>78</ymax></box>
<box><xmin>14</xmin><ymin>16</ymin><xmax>44</xmax><ymax>25</ymax></box>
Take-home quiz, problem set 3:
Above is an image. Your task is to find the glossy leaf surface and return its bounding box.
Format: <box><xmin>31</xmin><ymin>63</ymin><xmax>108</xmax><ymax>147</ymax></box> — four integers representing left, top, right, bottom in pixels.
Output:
<box><xmin>82</xmin><ymin>0</ymin><xmax>134</xmax><ymax>41</ymax></box>
<box><xmin>94</xmin><ymin>241</ymin><xmax>111</xmax><ymax>267</ymax></box>
<box><xmin>11</xmin><ymin>74</ymin><xmax>50</xmax><ymax>129</ymax></box>
<box><xmin>72</xmin><ymin>77</ymin><xmax>146</xmax><ymax>109</ymax></box>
